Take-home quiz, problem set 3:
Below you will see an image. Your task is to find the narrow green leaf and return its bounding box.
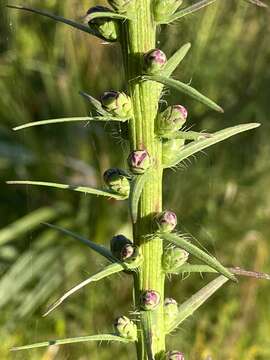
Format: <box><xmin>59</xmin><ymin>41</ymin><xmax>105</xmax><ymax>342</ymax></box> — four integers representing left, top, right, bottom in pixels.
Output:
<box><xmin>7</xmin><ymin>5</ymin><xmax>96</xmax><ymax>36</ymax></box>
<box><xmin>79</xmin><ymin>91</ymin><xmax>111</xmax><ymax>116</ymax></box>
<box><xmin>129</xmin><ymin>172</ymin><xmax>150</xmax><ymax>223</ymax></box>
<box><xmin>166</xmin><ymin>123</ymin><xmax>260</xmax><ymax>167</ymax></box>
<box><xmin>84</xmin><ymin>10</ymin><xmax>130</xmax><ymax>22</ymax></box>
<box><xmin>44</xmin><ymin>262</ymin><xmax>124</xmax><ymax>316</ymax></box>
<box><xmin>165</xmin><ymin>130</ymin><xmax>211</xmax><ymax>141</ymax></box>
<box><xmin>13</xmin><ymin>116</ymin><xmax>127</xmax><ymax>131</ymax></box>
<box><xmin>11</xmin><ymin>334</ymin><xmax>131</xmax><ymax>351</ymax></box>
<box><xmin>162</xmin><ymin>0</ymin><xmax>218</xmax><ymax>24</ymax></box>
<box><xmin>7</xmin><ymin>181</ymin><xmax>126</xmax><ymax>200</ymax></box>
<box><xmin>160</xmin><ymin>233</ymin><xmax>236</xmax><ymax>281</ymax></box>
<box><xmin>42</xmin><ymin>223</ymin><xmax>117</xmax><ymax>263</ymax></box>
<box><xmin>143</xmin><ymin>75</ymin><xmax>223</xmax><ymax>113</ymax></box>
<box><xmin>162</xmin><ymin>43</ymin><xmax>191</xmax><ymax>77</ymax></box>
<box><xmin>166</xmin><ymin>275</ymin><xmax>228</xmax><ymax>333</ymax></box>
<box><xmin>177</xmin><ymin>264</ymin><xmax>270</xmax><ymax>280</ymax></box>
<box><xmin>0</xmin><ymin>205</ymin><xmax>68</xmax><ymax>247</ymax></box>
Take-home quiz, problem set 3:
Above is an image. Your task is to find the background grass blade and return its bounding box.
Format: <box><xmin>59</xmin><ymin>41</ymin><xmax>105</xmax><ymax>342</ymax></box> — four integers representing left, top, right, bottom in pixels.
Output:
<box><xmin>160</xmin><ymin>233</ymin><xmax>236</xmax><ymax>281</ymax></box>
<box><xmin>0</xmin><ymin>205</ymin><xmax>68</xmax><ymax>247</ymax></box>
<box><xmin>164</xmin><ymin>0</ymin><xmax>218</xmax><ymax>24</ymax></box>
<box><xmin>42</xmin><ymin>223</ymin><xmax>117</xmax><ymax>262</ymax></box>
<box><xmin>167</xmin><ymin>123</ymin><xmax>260</xmax><ymax>167</ymax></box>
<box><xmin>162</xmin><ymin>43</ymin><xmax>191</xmax><ymax>77</ymax></box>
<box><xmin>11</xmin><ymin>334</ymin><xmax>132</xmax><ymax>351</ymax></box>
<box><xmin>143</xmin><ymin>75</ymin><xmax>223</xmax><ymax>112</ymax></box>
<box><xmin>7</xmin><ymin>5</ymin><xmax>96</xmax><ymax>35</ymax></box>
<box><xmin>13</xmin><ymin>116</ymin><xmax>126</xmax><ymax>131</ymax></box>
<box><xmin>7</xmin><ymin>181</ymin><xmax>126</xmax><ymax>200</ymax></box>
<box><xmin>166</xmin><ymin>275</ymin><xmax>228</xmax><ymax>333</ymax></box>
<box><xmin>44</xmin><ymin>262</ymin><xmax>124</xmax><ymax>316</ymax></box>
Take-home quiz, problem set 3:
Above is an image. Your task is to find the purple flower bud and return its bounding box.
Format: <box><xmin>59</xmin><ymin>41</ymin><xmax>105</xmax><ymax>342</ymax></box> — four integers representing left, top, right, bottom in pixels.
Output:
<box><xmin>155</xmin><ymin>210</ymin><xmax>177</xmax><ymax>233</ymax></box>
<box><xmin>128</xmin><ymin>150</ymin><xmax>151</xmax><ymax>174</ymax></box>
<box><xmin>140</xmin><ymin>290</ymin><xmax>161</xmax><ymax>310</ymax></box>
<box><xmin>114</xmin><ymin>316</ymin><xmax>137</xmax><ymax>340</ymax></box>
<box><xmin>86</xmin><ymin>6</ymin><xmax>118</xmax><ymax>42</ymax></box>
<box><xmin>167</xmin><ymin>351</ymin><xmax>185</xmax><ymax>360</ymax></box>
<box><xmin>101</xmin><ymin>91</ymin><xmax>132</xmax><ymax>118</ymax></box>
<box><xmin>110</xmin><ymin>235</ymin><xmax>135</xmax><ymax>261</ymax></box>
<box><xmin>144</xmin><ymin>48</ymin><xmax>167</xmax><ymax>74</ymax></box>
<box><xmin>163</xmin><ymin>247</ymin><xmax>189</xmax><ymax>273</ymax></box>
<box><xmin>103</xmin><ymin>168</ymin><xmax>130</xmax><ymax>197</ymax></box>
<box><xmin>157</xmin><ymin>105</ymin><xmax>188</xmax><ymax>136</ymax></box>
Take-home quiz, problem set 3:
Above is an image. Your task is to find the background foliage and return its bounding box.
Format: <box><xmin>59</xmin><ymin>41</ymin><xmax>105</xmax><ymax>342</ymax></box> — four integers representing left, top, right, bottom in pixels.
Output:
<box><xmin>0</xmin><ymin>1</ymin><xmax>269</xmax><ymax>359</ymax></box>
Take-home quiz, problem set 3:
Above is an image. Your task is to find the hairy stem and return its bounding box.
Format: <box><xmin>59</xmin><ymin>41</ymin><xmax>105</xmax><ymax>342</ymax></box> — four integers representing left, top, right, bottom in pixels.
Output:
<box><xmin>121</xmin><ymin>2</ymin><xmax>165</xmax><ymax>358</ymax></box>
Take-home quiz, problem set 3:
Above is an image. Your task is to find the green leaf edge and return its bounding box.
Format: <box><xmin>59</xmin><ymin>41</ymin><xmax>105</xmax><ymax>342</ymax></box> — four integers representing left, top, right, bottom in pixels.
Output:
<box><xmin>162</xmin><ymin>42</ymin><xmax>191</xmax><ymax>77</ymax></box>
<box><xmin>167</xmin><ymin>123</ymin><xmax>260</xmax><ymax>167</ymax></box>
<box><xmin>143</xmin><ymin>74</ymin><xmax>224</xmax><ymax>113</ymax></box>
<box><xmin>11</xmin><ymin>334</ymin><xmax>132</xmax><ymax>351</ymax></box>
<box><xmin>6</xmin><ymin>180</ymin><xmax>126</xmax><ymax>200</ymax></box>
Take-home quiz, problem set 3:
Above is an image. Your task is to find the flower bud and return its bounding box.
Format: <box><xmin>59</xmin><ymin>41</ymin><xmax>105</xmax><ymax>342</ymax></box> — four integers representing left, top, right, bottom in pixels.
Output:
<box><xmin>162</xmin><ymin>247</ymin><xmax>189</xmax><ymax>273</ymax></box>
<box><xmin>157</xmin><ymin>105</ymin><xmax>188</xmax><ymax>137</ymax></box>
<box><xmin>110</xmin><ymin>234</ymin><xmax>135</xmax><ymax>261</ymax></box>
<box><xmin>114</xmin><ymin>316</ymin><xmax>137</xmax><ymax>340</ymax></box>
<box><xmin>154</xmin><ymin>0</ymin><xmax>183</xmax><ymax>23</ymax></box>
<box><xmin>87</xmin><ymin>6</ymin><xmax>118</xmax><ymax>42</ymax></box>
<box><xmin>128</xmin><ymin>150</ymin><xmax>151</xmax><ymax>174</ymax></box>
<box><xmin>101</xmin><ymin>91</ymin><xmax>133</xmax><ymax>118</ymax></box>
<box><xmin>164</xmin><ymin>297</ymin><xmax>178</xmax><ymax>318</ymax></box>
<box><xmin>143</xmin><ymin>49</ymin><xmax>167</xmax><ymax>75</ymax></box>
<box><xmin>103</xmin><ymin>168</ymin><xmax>130</xmax><ymax>197</ymax></box>
<box><xmin>155</xmin><ymin>210</ymin><xmax>177</xmax><ymax>233</ymax></box>
<box><xmin>140</xmin><ymin>290</ymin><xmax>161</xmax><ymax>310</ymax></box>
<box><xmin>162</xmin><ymin>138</ymin><xmax>185</xmax><ymax>167</ymax></box>
<box><xmin>167</xmin><ymin>351</ymin><xmax>185</xmax><ymax>360</ymax></box>
<box><xmin>107</xmin><ymin>0</ymin><xmax>133</xmax><ymax>13</ymax></box>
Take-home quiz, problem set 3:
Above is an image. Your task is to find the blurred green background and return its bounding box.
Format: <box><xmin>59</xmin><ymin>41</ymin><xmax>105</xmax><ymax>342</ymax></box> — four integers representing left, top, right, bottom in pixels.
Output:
<box><xmin>0</xmin><ymin>1</ymin><xmax>270</xmax><ymax>359</ymax></box>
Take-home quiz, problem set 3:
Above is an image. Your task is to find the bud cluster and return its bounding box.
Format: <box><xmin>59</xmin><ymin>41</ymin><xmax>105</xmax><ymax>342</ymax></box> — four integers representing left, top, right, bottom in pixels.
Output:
<box><xmin>110</xmin><ymin>234</ymin><xmax>135</xmax><ymax>261</ymax></box>
<box><xmin>114</xmin><ymin>316</ymin><xmax>137</xmax><ymax>340</ymax></box>
<box><xmin>164</xmin><ymin>297</ymin><xmax>178</xmax><ymax>328</ymax></box>
<box><xmin>166</xmin><ymin>351</ymin><xmax>185</xmax><ymax>360</ymax></box>
<box><xmin>143</xmin><ymin>48</ymin><xmax>167</xmax><ymax>75</ymax></box>
<box><xmin>162</xmin><ymin>247</ymin><xmax>189</xmax><ymax>273</ymax></box>
<box><xmin>162</xmin><ymin>138</ymin><xmax>185</xmax><ymax>166</ymax></box>
<box><xmin>101</xmin><ymin>91</ymin><xmax>133</xmax><ymax>118</ymax></box>
<box><xmin>155</xmin><ymin>210</ymin><xmax>177</xmax><ymax>233</ymax></box>
<box><xmin>107</xmin><ymin>0</ymin><xmax>133</xmax><ymax>14</ymax></box>
<box><xmin>87</xmin><ymin>6</ymin><xmax>118</xmax><ymax>42</ymax></box>
<box><xmin>140</xmin><ymin>290</ymin><xmax>161</xmax><ymax>310</ymax></box>
<box><xmin>128</xmin><ymin>150</ymin><xmax>151</xmax><ymax>174</ymax></box>
<box><xmin>157</xmin><ymin>105</ymin><xmax>188</xmax><ymax>137</ymax></box>
<box><xmin>103</xmin><ymin>168</ymin><xmax>130</xmax><ymax>197</ymax></box>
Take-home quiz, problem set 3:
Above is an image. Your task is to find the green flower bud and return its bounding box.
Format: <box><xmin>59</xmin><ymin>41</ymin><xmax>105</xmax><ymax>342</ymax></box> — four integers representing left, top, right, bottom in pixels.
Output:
<box><xmin>114</xmin><ymin>316</ymin><xmax>137</xmax><ymax>340</ymax></box>
<box><xmin>155</xmin><ymin>210</ymin><xmax>177</xmax><ymax>233</ymax></box>
<box><xmin>157</xmin><ymin>105</ymin><xmax>188</xmax><ymax>137</ymax></box>
<box><xmin>107</xmin><ymin>0</ymin><xmax>133</xmax><ymax>13</ymax></box>
<box><xmin>103</xmin><ymin>168</ymin><xmax>130</xmax><ymax>197</ymax></box>
<box><xmin>164</xmin><ymin>298</ymin><xmax>178</xmax><ymax>328</ymax></box>
<box><xmin>154</xmin><ymin>0</ymin><xmax>183</xmax><ymax>23</ymax></box>
<box><xmin>101</xmin><ymin>91</ymin><xmax>133</xmax><ymax>118</ymax></box>
<box><xmin>167</xmin><ymin>351</ymin><xmax>185</xmax><ymax>360</ymax></box>
<box><xmin>128</xmin><ymin>150</ymin><xmax>151</xmax><ymax>174</ymax></box>
<box><xmin>162</xmin><ymin>138</ymin><xmax>185</xmax><ymax>167</ymax></box>
<box><xmin>110</xmin><ymin>234</ymin><xmax>135</xmax><ymax>261</ymax></box>
<box><xmin>87</xmin><ymin>6</ymin><xmax>118</xmax><ymax>42</ymax></box>
<box><xmin>140</xmin><ymin>290</ymin><xmax>161</xmax><ymax>310</ymax></box>
<box><xmin>162</xmin><ymin>247</ymin><xmax>189</xmax><ymax>273</ymax></box>
<box><xmin>143</xmin><ymin>49</ymin><xmax>167</xmax><ymax>75</ymax></box>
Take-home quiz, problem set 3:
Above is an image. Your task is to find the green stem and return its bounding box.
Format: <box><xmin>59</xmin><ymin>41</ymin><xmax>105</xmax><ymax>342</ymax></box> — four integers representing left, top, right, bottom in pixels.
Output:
<box><xmin>121</xmin><ymin>2</ymin><xmax>165</xmax><ymax>359</ymax></box>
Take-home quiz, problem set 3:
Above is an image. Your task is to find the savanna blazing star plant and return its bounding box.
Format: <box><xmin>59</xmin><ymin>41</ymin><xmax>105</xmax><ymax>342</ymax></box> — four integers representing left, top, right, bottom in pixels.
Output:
<box><xmin>7</xmin><ymin>0</ymin><xmax>269</xmax><ymax>359</ymax></box>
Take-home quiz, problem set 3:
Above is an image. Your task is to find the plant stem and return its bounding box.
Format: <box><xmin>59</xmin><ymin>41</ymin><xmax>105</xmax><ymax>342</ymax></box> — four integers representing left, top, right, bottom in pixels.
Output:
<box><xmin>121</xmin><ymin>2</ymin><xmax>165</xmax><ymax>358</ymax></box>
